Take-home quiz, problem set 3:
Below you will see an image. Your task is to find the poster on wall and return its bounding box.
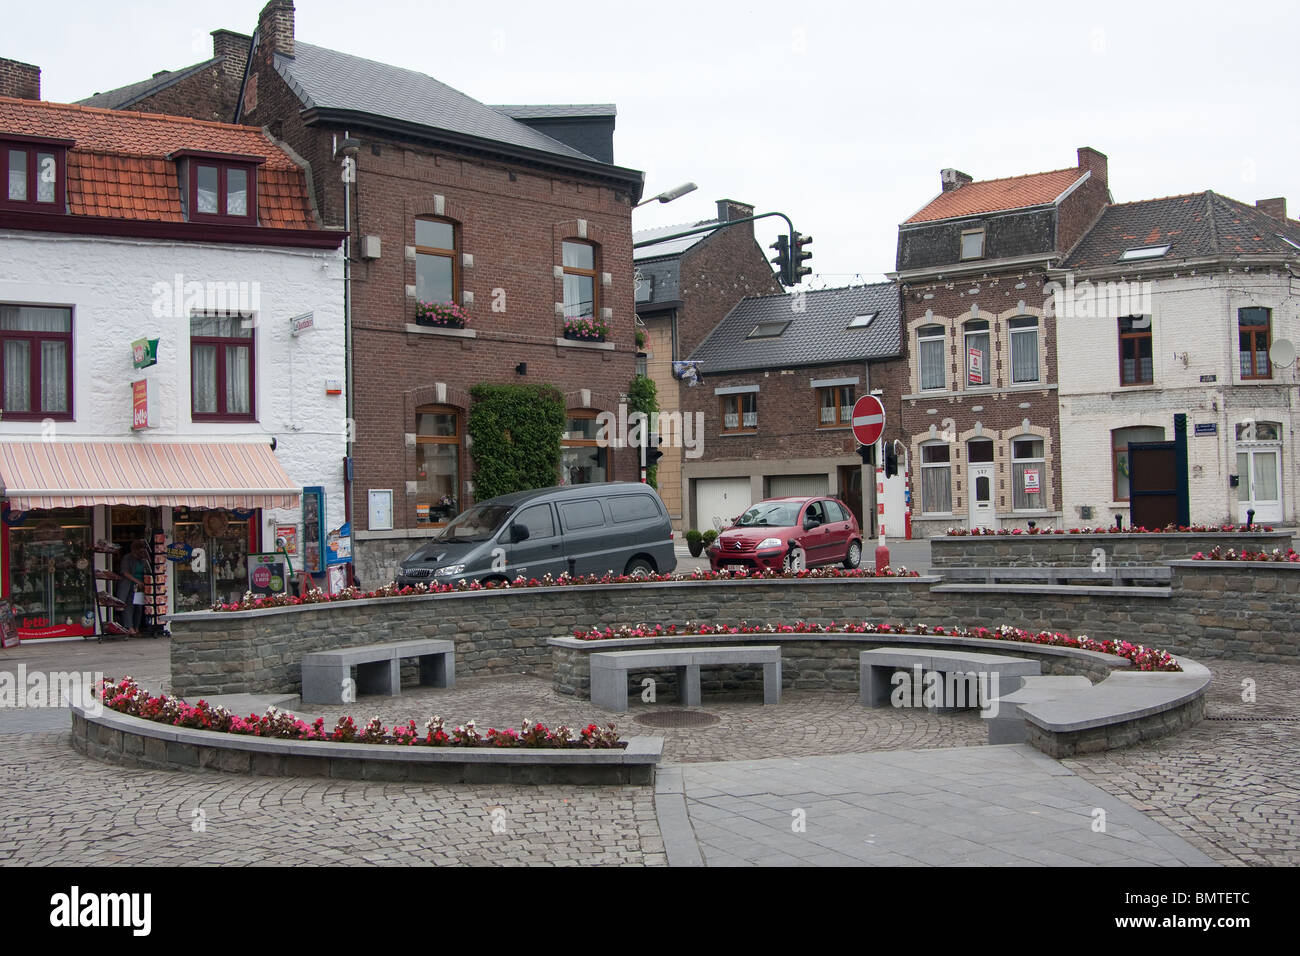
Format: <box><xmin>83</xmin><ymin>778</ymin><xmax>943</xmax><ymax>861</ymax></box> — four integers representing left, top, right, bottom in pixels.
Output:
<box><xmin>246</xmin><ymin>553</ymin><xmax>290</xmax><ymax>599</ymax></box>
<box><xmin>1024</xmin><ymin>469</ymin><xmax>1040</xmax><ymax>493</ymax></box>
<box><xmin>967</xmin><ymin>348</ymin><xmax>984</xmax><ymax>385</ymax></box>
<box><xmin>274</xmin><ymin>523</ymin><xmax>298</xmax><ymax>556</ymax></box>
<box><xmin>1</xmin><ymin>601</ymin><xmax>19</xmax><ymax>649</ymax></box>
<box><xmin>301</xmin><ymin>486</ymin><xmax>325</xmax><ymax>574</ymax></box>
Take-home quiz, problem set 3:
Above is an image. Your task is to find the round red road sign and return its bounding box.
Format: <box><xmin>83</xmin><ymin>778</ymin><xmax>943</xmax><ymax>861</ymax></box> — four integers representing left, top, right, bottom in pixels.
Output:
<box><xmin>850</xmin><ymin>395</ymin><xmax>886</xmax><ymax>446</ymax></box>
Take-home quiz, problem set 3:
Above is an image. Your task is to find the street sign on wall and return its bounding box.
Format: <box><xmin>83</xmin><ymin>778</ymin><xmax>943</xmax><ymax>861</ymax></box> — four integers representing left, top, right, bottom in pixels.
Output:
<box><xmin>850</xmin><ymin>395</ymin><xmax>886</xmax><ymax>447</ymax></box>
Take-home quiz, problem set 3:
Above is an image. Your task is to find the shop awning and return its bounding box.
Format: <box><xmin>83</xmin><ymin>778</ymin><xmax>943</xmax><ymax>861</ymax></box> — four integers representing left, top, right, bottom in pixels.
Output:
<box><xmin>0</xmin><ymin>441</ymin><xmax>300</xmax><ymax>511</ymax></box>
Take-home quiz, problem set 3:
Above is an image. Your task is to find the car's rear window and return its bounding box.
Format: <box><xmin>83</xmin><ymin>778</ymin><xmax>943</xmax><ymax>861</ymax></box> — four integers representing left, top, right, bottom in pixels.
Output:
<box><xmin>559</xmin><ymin>499</ymin><xmax>607</xmax><ymax>530</ymax></box>
<box><xmin>608</xmin><ymin>494</ymin><xmax>660</xmax><ymax>523</ymax></box>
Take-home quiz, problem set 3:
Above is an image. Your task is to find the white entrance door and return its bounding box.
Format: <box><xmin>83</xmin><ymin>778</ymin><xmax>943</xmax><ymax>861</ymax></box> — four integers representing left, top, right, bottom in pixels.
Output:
<box><xmin>1237</xmin><ymin>448</ymin><xmax>1283</xmax><ymax>523</ymax></box>
<box><xmin>968</xmin><ymin>463</ymin><xmax>996</xmax><ymax>529</ymax></box>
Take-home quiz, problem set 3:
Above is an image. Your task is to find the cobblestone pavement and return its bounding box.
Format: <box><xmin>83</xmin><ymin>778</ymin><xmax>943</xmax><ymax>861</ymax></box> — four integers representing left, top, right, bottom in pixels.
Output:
<box><xmin>1064</xmin><ymin>661</ymin><xmax>1300</xmax><ymax>867</ymax></box>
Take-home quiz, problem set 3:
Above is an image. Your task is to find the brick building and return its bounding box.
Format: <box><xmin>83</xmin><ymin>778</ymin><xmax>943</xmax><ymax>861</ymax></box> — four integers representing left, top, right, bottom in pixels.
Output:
<box><xmin>633</xmin><ymin>199</ymin><xmax>782</xmax><ymax>529</ymax></box>
<box><xmin>679</xmin><ymin>283</ymin><xmax>905</xmax><ymax>537</ymax></box>
<box><xmin>1054</xmin><ymin>192</ymin><xmax>1300</xmax><ymax>526</ymax></box>
<box><xmin>83</xmin><ymin>1</ymin><xmax>647</xmax><ymax>583</ymax></box>
<box><xmin>892</xmin><ymin>148</ymin><xmax>1111</xmax><ymax>537</ymax></box>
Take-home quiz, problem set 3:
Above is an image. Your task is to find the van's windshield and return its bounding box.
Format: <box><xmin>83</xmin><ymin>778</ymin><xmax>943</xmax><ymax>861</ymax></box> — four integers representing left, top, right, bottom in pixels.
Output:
<box><xmin>435</xmin><ymin>503</ymin><xmax>515</xmax><ymax>543</ymax></box>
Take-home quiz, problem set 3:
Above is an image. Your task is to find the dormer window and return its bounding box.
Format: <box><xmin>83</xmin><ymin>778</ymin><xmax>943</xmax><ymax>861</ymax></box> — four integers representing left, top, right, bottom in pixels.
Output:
<box><xmin>960</xmin><ymin>228</ymin><xmax>985</xmax><ymax>260</ymax></box>
<box><xmin>170</xmin><ymin>150</ymin><xmax>263</xmax><ymax>224</ymax></box>
<box><xmin>1</xmin><ymin>135</ymin><xmax>71</xmax><ymax>213</ymax></box>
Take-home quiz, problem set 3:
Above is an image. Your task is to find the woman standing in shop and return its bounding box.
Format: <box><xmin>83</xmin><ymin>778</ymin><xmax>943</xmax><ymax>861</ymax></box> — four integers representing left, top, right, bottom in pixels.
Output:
<box><xmin>116</xmin><ymin>539</ymin><xmax>150</xmax><ymax>634</ymax></box>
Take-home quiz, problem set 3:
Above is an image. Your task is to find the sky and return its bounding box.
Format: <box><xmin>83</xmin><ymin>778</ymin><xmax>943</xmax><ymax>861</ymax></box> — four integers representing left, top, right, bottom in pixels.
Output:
<box><xmin>7</xmin><ymin>0</ymin><xmax>1298</xmax><ymax>285</ymax></box>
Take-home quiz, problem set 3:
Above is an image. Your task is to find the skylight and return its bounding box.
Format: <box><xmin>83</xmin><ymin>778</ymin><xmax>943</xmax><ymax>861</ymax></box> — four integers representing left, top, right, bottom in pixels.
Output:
<box><xmin>1119</xmin><ymin>244</ymin><xmax>1171</xmax><ymax>261</ymax></box>
<box><xmin>747</xmin><ymin>320</ymin><xmax>791</xmax><ymax>339</ymax></box>
<box><xmin>847</xmin><ymin>313</ymin><xmax>876</xmax><ymax>330</ymax></box>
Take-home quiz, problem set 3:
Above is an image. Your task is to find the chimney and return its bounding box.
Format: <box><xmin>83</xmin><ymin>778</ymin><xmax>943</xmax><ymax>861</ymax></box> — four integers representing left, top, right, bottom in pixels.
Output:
<box><xmin>1077</xmin><ymin>146</ymin><xmax>1108</xmax><ymax>187</ymax></box>
<box><xmin>212</xmin><ymin>29</ymin><xmax>254</xmax><ymax>80</ymax></box>
<box><xmin>0</xmin><ymin>58</ymin><xmax>40</xmax><ymax>100</ymax></box>
<box><xmin>716</xmin><ymin>199</ymin><xmax>754</xmax><ymax>223</ymax></box>
<box><xmin>940</xmin><ymin>168</ymin><xmax>973</xmax><ymax>192</ymax></box>
<box><xmin>257</xmin><ymin>0</ymin><xmax>295</xmax><ymax>59</ymax></box>
<box><xmin>1256</xmin><ymin>198</ymin><xmax>1287</xmax><ymax>221</ymax></box>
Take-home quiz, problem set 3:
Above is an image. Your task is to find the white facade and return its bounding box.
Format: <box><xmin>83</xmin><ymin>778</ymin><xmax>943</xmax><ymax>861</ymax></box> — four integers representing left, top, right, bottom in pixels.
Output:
<box><xmin>1056</xmin><ymin>270</ymin><xmax>1299</xmax><ymax>526</ymax></box>
<box><xmin>0</xmin><ymin>229</ymin><xmax>347</xmax><ymax>553</ymax></box>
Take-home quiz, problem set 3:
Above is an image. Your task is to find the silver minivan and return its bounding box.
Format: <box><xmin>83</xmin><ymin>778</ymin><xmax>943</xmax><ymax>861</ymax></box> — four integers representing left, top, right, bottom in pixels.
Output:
<box><xmin>394</xmin><ymin>482</ymin><xmax>677</xmax><ymax>586</ymax></box>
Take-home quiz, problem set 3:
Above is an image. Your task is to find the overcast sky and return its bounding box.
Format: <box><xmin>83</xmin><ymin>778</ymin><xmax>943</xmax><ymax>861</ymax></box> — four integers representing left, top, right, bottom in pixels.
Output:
<box><xmin>8</xmin><ymin>0</ymin><xmax>1297</xmax><ymax>284</ymax></box>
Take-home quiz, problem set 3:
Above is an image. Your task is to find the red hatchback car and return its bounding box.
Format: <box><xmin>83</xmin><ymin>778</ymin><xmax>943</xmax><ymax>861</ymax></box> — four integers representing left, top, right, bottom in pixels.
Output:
<box><xmin>706</xmin><ymin>496</ymin><xmax>863</xmax><ymax>573</ymax></box>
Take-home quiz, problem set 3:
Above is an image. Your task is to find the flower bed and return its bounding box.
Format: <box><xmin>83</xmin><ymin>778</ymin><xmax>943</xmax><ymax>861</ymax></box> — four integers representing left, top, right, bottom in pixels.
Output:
<box><xmin>570</xmin><ymin>622</ymin><xmax>1181</xmax><ymax>672</ymax></box>
<box><xmin>946</xmin><ymin>523</ymin><xmax>1274</xmax><ymax>536</ymax></box>
<box><xmin>1191</xmin><ymin>547</ymin><xmax>1300</xmax><ymax>562</ymax></box>
<box><xmin>97</xmin><ymin>677</ymin><xmax>621</xmax><ymax>749</ymax></box>
<box><xmin>209</xmin><ymin>565</ymin><xmax>920</xmax><ymax>612</ymax></box>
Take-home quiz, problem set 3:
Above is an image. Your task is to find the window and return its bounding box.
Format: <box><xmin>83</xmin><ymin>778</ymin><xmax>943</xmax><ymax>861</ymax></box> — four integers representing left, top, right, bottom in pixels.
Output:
<box><xmin>560</xmin><ymin>410</ymin><xmax>608</xmax><ymax>484</ymax></box>
<box><xmin>968</xmin><ymin>438</ymin><xmax>994</xmax><ymax>463</ymax></box>
<box><xmin>191</xmin><ymin>314</ymin><xmax>254</xmax><ymax>420</ymax></box>
<box><xmin>559</xmin><ymin>499</ymin><xmax>606</xmax><ymax>530</ymax></box>
<box><xmin>3</xmin><ymin>140</ymin><xmax>67</xmax><ymax>212</ymax></box>
<box><xmin>964</xmin><ymin>319</ymin><xmax>990</xmax><ymax>387</ymax></box>
<box><xmin>847</xmin><ymin>313</ymin><xmax>876</xmax><ymax>329</ymax></box>
<box><xmin>562</xmin><ymin>241</ymin><xmax>598</xmax><ymax>320</ymax></box>
<box><xmin>805</xmin><ymin>500</ymin><xmax>828</xmax><ymax>526</ymax></box>
<box><xmin>920</xmin><ymin>443</ymin><xmax>952</xmax><ymax>514</ymax></box>
<box><xmin>512</xmin><ymin>503</ymin><xmax>555</xmax><ymax>539</ymax></box>
<box><xmin>1011</xmin><ymin>437</ymin><xmax>1045</xmax><ymax>511</ymax></box>
<box><xmin>1119</xmin><ymin>245</ymin><xmax>1170</xmax><ymax>261</ymax></box>
<box><xmin>1118</xmin><ymin>315</ymin><xmax>1153</xmax><ymax>385</ymax></box>
<box><xmin>824</xmin><ymin>499</ymin><xmax>849</xmax><ymax>523</ymax></box>
<box><xmin>1113</xmin><ymin>426</ymin><xmax>1165</xmax><ymax>501</ymax></box>
<box><xmin>416</xmin><ymin>218</ymin><xmax>458</xmax><ymax>306</ymax></box>
<box><xmin>415</xmin><ymin>405</ymin><xmax>461</xmax><ymax>524</ymax></box>
<box><xmin>960</xmin><ymin>228</ymin><xmax>985</xmax><ymax>260</ymax></box>
<box><xmin>180</xmin><ymin>156</ymin><xmax>258</xmax><ymax>223</ymax></box>
<box><xmin>0</xmin><ymin>305</ymin><xmax>72</xmax><ymax>419</ymax></box>
<box><xmin>609</xmin><ymin>494</ymin><xmax>660</xmax><ymax>523</ymax></box>
<box><xmin>817</xmin><ymin>385</ymin><xmax>854</xmax><ymax>427</ymax></box>
<box><xmin>918</xmin><ymin>324</ymin><xmax>946</xmax><ymax>390</ymax></box>
<box><xmin>721</xmin><ymin>392</ymin><xmax>757</xmax><ymax>433</ymax></box>
<box><xmin>1239</xmin><ymin>307</ymin><xmax>1272</xmax><ymax>379</ymax></box>
<box><xmin>1008</xmin><ymin>316</ymin><xmax>1039</xmax><ymax>384</ymax></box>
<box><xmin>747</xmin><ymin>320</ymin><xmax>791</xmax><ymax>339</ymax></box>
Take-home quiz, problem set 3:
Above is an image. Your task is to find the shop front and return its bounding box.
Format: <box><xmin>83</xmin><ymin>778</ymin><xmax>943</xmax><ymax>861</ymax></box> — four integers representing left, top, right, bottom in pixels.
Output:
<box><xmin>0</xmin><ymin>440</ymin><xmax>300</xmax><ymax>641</ymax></box>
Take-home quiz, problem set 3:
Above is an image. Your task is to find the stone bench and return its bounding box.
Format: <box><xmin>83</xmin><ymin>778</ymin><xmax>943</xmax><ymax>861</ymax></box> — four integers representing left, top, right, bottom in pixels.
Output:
<box><xmin>858</xmin><ymin>648</ymin><xmax>1041</xmax><ymax>714</ymax></box>
<box><xmin>986</xmin><ymin>675</ymin><xmax>1093</xmax><ymax>744</ymax></box>
<box><xmin>589</xmin><ymin>646</ymin><xmax>781</xmax><ymax>712</ymax></box>
<box><xmin>301</xmin><ymin>639</ymin><xmax>455</xmax><ymax>705</ymax></box>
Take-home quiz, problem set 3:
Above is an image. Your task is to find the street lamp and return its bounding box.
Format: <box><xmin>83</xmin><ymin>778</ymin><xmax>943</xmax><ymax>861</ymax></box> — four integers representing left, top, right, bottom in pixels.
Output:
<box><xmin>634</xmin><ymin>182</ymin><xmax>698</xmax><ymax>208</ymax></box>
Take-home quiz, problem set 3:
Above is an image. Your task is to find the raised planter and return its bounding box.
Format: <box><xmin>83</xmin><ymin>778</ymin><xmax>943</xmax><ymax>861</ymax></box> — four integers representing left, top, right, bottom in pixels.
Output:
<box><xmin>930</xmin><ymin>530</ymin><xmax>1292</xmax><ymax>568</ymax></box>
<box><xmin>69</xmin><ymin>703</ymin><xmax>662</xmax><ymax>785</ymax></box>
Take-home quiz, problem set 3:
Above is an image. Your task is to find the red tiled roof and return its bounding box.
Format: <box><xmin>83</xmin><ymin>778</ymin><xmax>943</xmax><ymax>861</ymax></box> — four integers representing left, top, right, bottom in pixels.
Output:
<box><xmin>0</xmin><ymin>96</ymin><xmax>316</xmax><ymax>229</ymax></box>
<box><xmin>904</xmin><ymin>168</ymin><xmax>1087</xmax><ymax>224</ymax></box>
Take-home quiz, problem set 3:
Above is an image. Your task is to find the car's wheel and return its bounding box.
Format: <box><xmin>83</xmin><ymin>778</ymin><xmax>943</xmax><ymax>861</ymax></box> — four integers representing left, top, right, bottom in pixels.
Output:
<box><xmin>624</xmin><ymin>556</ymin><xmax>656</xmax><ymax>578</ymax></box>
<box><xmin>782</xmin><ymin>546</ymin><xmax>806</xmax><ymax>572</ymax></box>
<box><xmin>843</xmin><ymin>540</ymin><xmax>863</xmax><ymax>569</ymax></box>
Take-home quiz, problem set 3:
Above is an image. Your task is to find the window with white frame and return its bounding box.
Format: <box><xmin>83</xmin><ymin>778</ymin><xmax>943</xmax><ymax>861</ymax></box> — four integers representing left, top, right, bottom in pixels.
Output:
<box><xmin>920</xmin><ymin>442</ymin><xmax>952</xmax><ymax>513</ymax></box>
<box><xmin>918</xmin><ymin>324</ymin><xmax>946</xmax><ymax>390</ymax></box>
<box><xmin>1008</xmin><ymin>316</ymin><xmax>1039</xmax><ymax>384</ymax></box>
<box><xmin>1011</xmin><ymin>437</ymin><xmax>1045</xmax><ymax>510</ymax></box>
<box><xmin>964</xmin><ymin>319</ymin><xmax>990</xmax><ymax>387</ymax></box>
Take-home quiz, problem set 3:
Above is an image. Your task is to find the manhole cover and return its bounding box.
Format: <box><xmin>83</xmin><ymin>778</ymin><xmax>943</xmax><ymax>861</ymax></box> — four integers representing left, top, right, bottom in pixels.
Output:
<box><xmin>634</xmin><ymin>710</ymin><xmax>721</xmax><ymax>729</ymax></box>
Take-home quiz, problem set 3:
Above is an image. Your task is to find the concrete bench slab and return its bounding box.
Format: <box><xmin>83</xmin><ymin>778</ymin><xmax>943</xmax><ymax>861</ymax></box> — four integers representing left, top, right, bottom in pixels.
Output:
<box><xmin>302</xmin><ymin>639</ymin><xmax>455</xmax><ymax>705</ymax></box>
<box><xmin>590</xmin><ymin>645</ymin><xmax>781</xmax><ymax>711</ymax></box>
<box><xmin>859</xmin><ymin>648</ymin><xmax>1041</xmax><ymax>713</ymax></box>
<box><xmin>986</xmin><ymin>676</ymin><xmax>1093</xmax><ymax>744</ymax></box>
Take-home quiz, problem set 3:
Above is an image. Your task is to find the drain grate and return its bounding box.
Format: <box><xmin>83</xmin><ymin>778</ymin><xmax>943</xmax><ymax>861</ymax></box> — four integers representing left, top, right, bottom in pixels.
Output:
<box><xmin>634</xmin><ymin>710</ymin><xmax>721</xmax><ymax>729</ymax></box>
<box><xmin>1205</xmin><ymin>716</ymin><xmax>1300</xmax><ymax>722</ymax></box>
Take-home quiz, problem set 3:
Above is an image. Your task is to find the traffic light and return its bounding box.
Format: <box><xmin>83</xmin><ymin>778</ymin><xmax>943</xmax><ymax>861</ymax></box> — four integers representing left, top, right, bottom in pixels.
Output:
<box><xmin>855</xmin><ymin>444</ymin><xmax>875</xmax><ymax>466</ymax></box>
<box><xmin>791</xmin><ymin>231</ymin><xmax>813</xmax><ymax>284</ymax></box>
<box><xmin>884</xmin><ymin>443</ymin><xmax>898</xmax><ymax>477</ymax></box>
<box><xmin>770</xmin><ymin>233</ymin><xmax>791</xmax><ymax>286</ymax></box>
<box><xmin>645</xmin><ymin>434</ymin><xmax>664</xmax><ymax>467</ymax></box>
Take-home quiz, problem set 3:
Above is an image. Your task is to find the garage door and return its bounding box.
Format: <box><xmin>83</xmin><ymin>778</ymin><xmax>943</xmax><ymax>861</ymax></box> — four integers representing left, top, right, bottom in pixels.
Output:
<box><xmin>695</xmin><ymin>478</ymin><xmax>752</xmax><ymax>531</ymax></box>
<box><xmin>768</xmin><ymin>474</ymin><xmax>829</xmax><ymax>498</ymax></box>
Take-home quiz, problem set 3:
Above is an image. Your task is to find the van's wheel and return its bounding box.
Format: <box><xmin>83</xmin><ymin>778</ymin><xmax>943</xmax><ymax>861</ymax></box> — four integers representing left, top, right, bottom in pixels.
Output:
<box><xmin>843</xmin><ymin>540</ymin><xmax>863</xmax><ymax>569</ymax></box>
<box><xmin>624</xmin><ymin>557</ymin><xmax>656</xmax><ymax>578</ymax></box>
<box><xmin>782</xmin><ymin>547</ymin><xmax>806</xmax><ymax>573</ymax></box>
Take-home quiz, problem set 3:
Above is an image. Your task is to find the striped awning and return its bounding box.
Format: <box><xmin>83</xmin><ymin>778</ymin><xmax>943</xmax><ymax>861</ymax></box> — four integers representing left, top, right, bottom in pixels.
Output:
<box><xmin>0</xmin><ymin>441</ymin><xmax>300</xmax><ymax>510</ymax></box>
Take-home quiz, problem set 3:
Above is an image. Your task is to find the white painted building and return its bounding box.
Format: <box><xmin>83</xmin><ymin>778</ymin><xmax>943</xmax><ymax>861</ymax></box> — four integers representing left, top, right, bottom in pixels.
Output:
<box><xmin>1054</xmin><ymin>192</ymin><xmax>1300</xmax><ymax>527</ymax></box>
<box><xmin>0</xmin><ymin>93</ymin><xmax>344</xmax><ymax>639</ymax></box>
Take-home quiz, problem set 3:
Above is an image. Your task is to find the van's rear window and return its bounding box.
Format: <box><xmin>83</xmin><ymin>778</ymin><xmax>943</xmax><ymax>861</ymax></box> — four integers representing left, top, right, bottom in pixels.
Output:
<box><xmin>609</xmin><ymin>494</ymin><xmax>660</xmax><ymax>522</ymax></box>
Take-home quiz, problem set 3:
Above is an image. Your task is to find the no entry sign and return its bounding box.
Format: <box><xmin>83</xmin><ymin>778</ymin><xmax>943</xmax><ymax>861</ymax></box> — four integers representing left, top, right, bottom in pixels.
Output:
<box><xmin>851</xmin><ymin>394</ymin><xmax>886</xmax><ymax>446</ymax></box>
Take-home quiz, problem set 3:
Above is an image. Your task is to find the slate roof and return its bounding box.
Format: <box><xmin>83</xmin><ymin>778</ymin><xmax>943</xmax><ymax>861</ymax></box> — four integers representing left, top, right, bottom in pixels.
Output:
<box><xmin>78</xmin><ymin>58</ymin><xmax>223</xmax><ymax>111</ymax></box>
<box><xmin>0</xmin><ymin>96</ymin><xmax>317</xmax><ymax>228</ymax></box>
<box><xmin>1062</xmin><ymin>192</ymin><xmax>1300</xmax><ymax>269</ymax></box>
<box><xmin>492</xmin><ymin>104</ymin><xmax>616</xmax><ymax>119</ymax></box>
<box><xmin>905</xmin><ymin>168</ymin><xmax>1086</xmax><ymax>224</ymax></box>
<box><xmin>688</xmin><ymin>283</ymin><xmax>902</xmax><ymax>373</ymax></box>
<box><xmin>633</xmin><ymin>221</ymin><xmax>715</xmax><ymax>261</ymax></box>
<box><xmin>276</xmin><ymin>42</ymin><xmax>604</xmax><ymax>163</ymax></box>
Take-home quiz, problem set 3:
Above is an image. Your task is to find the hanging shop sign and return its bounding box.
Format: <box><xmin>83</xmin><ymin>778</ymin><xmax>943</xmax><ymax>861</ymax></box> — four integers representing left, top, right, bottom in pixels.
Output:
<box><xmin>164</xmin><ymin>542</ymin><xmax>192</xmax><ymax>562</ymax></box>
<box><xmin>131</xmin><ymin>337</ymin><xmax>160</xmax><ymax>369</ymax></box>
<box><xmin>131</xmin><ymin>380</ymin><xmax>149</xmax><ymax>430</ymax></box>
<box><xmin>289</xmin><ymin>312</ymin><xmax>315</xmax><ymax>336</ymax></box>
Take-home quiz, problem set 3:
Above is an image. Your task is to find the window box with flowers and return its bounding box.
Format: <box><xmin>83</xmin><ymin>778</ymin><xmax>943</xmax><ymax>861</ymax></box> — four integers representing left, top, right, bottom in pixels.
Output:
<box><xmin>415</xmin><ymin>301</ymin><xmax>469</xmax><ymax>329</ymax></box>
<box><xmin>564</xmin><ymin>316</ymin><xmax>609</xmax><ymax>342</ymax></box>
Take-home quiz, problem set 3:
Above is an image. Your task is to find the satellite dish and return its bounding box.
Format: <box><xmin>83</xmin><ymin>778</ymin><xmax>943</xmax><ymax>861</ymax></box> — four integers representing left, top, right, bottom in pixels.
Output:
<box><xmin>1269</xmin><ymin>338</ymin><xmax>1296</xmax><ymax>368</ymax></box>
